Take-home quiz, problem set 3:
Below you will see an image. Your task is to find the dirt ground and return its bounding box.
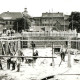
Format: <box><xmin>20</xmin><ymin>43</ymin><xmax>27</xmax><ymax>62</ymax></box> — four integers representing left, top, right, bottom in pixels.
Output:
<box><xmin>0</xmin><ymin>48</ymin><xmax>80</xmax><ymax>80</ymax></box>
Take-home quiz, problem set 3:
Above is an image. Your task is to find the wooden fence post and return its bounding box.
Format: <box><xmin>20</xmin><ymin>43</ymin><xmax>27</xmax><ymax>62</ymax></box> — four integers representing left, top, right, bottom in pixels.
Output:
<box><xmin>18</xmin><ymin>39</ymin><xmax>21</xmax><ymax>50</ymax></box>
<box><xmin>68</xmin><ymin>38</ymin><xmax>71</xmax><ymax>67</ymax></box>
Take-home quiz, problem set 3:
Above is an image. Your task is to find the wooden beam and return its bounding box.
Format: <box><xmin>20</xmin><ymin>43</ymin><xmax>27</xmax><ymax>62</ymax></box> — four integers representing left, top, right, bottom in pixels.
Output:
<box><xmin>0</xmin><ymin>55</ymin><xmax>57</xmax><ymax>58</ymax></box>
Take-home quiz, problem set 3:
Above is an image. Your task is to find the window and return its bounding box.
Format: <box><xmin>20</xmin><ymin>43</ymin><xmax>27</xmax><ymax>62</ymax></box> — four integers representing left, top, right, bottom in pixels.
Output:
<box><xmin>8</xmin><ymin>21</ymin><xmax>10</xmax><ymax>24</ymax></box>
<box><xmin>10</xmin><ymin>21</ymin><xmax>12</xmax><ymax>25</ymax></box>
<box><xmin>45</xmin><ymin>19</ymin><xmax>46</xmax><ymax>21</ymax></box>
<box><xmin>6</xmin><ymin>21</ymin><xmax>8</xmax><ymax>24</ymax></box>
<box><xmin>43</xmin><ymin>24</ymin><xmax>45</xmax><ymax>26</ymax></box>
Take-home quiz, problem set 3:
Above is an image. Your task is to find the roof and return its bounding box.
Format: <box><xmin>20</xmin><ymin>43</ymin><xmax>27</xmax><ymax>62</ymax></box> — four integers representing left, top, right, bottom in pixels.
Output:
<box><xmin>42</xmin><ymin>12</ymin><xmax>64</xmax><ymax>17</ymax></box>
<box><xmin>0</xmin><ymin>11</ymin><xmax>23</xmax><ymax>20</ymax></box>
<box><xmin>64</xmin><ymin>15</ymin><xmax>69</xmax><ymax>20</ymax></box>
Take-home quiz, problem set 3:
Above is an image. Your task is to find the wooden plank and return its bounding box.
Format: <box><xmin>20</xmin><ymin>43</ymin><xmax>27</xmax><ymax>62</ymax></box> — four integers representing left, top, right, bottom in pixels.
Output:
<box><xmin>0</xmin><ymin>38</ymin><xmax>80</xmax><ymax>42</ymax></box>
<box><xmin>20</xmin><ymin>40</ymin><xmax>80</xmax><ymax>42</ymax></box>
<box><xmin>58</xmin><ymin>74</ymin><xmax>80</xmax><ymax>75</ymax></box>
<box><xmin>0</xmin><ymin>55</ymin><xmax>57</xmax><ymax>58</ymax></box>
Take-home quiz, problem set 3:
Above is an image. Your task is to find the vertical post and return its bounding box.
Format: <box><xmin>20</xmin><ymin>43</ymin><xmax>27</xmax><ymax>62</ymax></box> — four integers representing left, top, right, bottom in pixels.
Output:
<box><xmin>33</xmin><ymin>47</ymin><xmax>34</xmax><ymax>55</ymax></box>
<box><xmin>52</xmin><ymin>9</ymin><xmax>53</xmax><ymax>27</ymax></box>
<box><xmin>18</xmin><ymin>39</ymin><xmax>21</xmax><ymax>50</ymax></box>
<box><xmin>39</xmin><ymin>18</ymin><xmax>40</xmax><ymax>26</ymax></box>
<box><xmin>27</xmin><ymin>37</ymin><xmax>29</xmax><ymax>48</ymax></box>
<box><xmin>72</xmin><ymin>16</ymin><xmax>73</xmax><ymax>30</ymax></box>
<box><xmin>49</xmin><ymin>10</ymin><xmax>50</xmax><ymax>31</ymax></box>
<box><xmin>64</xmin><ymin>15</ymin><xmax>65</xmax><ymax>31</ymax></box>
<box><xmin>52</xmin><ymin>42</ymin><xmax>54</xmax><ymax>66</ymax></box>
<box><xmin>17</xmin><ymin>22</ymin><xmax>18</xmax><ymax>32</ymax></box>
<box><xmin>31</xmin><ymin>41</ymin><xmax>35</xmax><ymax>55</ymax></box>
<box><xmin>22</xmin><ymin>37</ymin><xmax>23</xmax><ymax>48</ymax></box>
<box><xmin>31</xmin><ymin>41</ymin><xmax>35</xmax><ymax>67</ymax></box>
<box><xmin>24</xmin><ymin>17</ymin><xmax>25</xmax><ymax>31</ymax></box>
<box><xmin>5</xmin><ymin>41</ymin><xmax>6</xmax><ymax>55</ymax></box>
<box><xmin>76</xmin><ymin>38</ymin><xmax>77</xmax><ymax>50</ymax></box>
<box><xmin>45</xmin><ymin>44</ymin><xmax>46</xmax><ymax>48</ymax></box>
<box><xmin>68</xmin><ymin>39</ymin><xmax>71</xmax><ymax>67</ymax></box>
<box><xmin>76</xmin><ymin>33</ymin><xmax>78</xmax><ymax>49</ymax></box>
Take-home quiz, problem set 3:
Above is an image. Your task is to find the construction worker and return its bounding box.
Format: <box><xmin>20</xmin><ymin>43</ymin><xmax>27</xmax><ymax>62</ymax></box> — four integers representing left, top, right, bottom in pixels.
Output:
<box><xmin>16</xmin><ymin>58</ymin><xmax>21</xmax><ymax>72</ymax></box>
<box><xmin>11</xmin><ymin>57</ymin><xmax>16</xmax><ymax>70</ymax></box>
<box><xmin>2</xmin><ymin>42</ymin><xmax>6</xmax><ymax>55</ymax></box>
<box><xmin>16</xmin><ymin>50</ymin><xmax>22</xmax><ymax>72</ymax></box>
<box><xmin>8</xmin><ymin>43</ymin><xmax>11</xmax><ymax>55</ymax></box>
<box><xmin>60</xmin><ymin>49</ymin><xmax>65</xmax><ymax>61</ymax></box>
<box><xmin>33</xmin><ymin>50</ymin><xmax>38</xmax><ymax>62</ymax></box>
<box><xmin>7</xmin><ymin>57</ymin><xmax>11</xmax><ymax>69</ymax></box>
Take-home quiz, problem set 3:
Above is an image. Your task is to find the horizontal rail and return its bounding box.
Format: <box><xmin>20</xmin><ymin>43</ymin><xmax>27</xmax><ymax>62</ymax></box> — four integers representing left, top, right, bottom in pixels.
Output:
<box><xmin>22</xmin><ymin>32</ymin><xmax>77</xmax><ymax>37</ymax></box>
<box><xmin>0</xmin><ymin>39</ymin><xmax>79</xmax><ymax>42</ymax></box>
<box><xmin>58</xmin><ymin>74</ymin><xmax>80</xmax><ymax>75</ymax></box>
<box><xmin>0</xmin><ymin>40</ymin><xmax>18</xmax><ymax>41</ymax></box>
<box><xmin>0</xmin><ymin>55</ymin><xmax>56</xmax><ymax>58</ymax></box>
<box><xmin>20</xmin><ymin>40</ymin><xmax>80</xmax><ymax>42</ymax></box>
<box><xmin>0</xmin><ymin>36</ymin><xmax>20</xmax><ymax>39</ymax></box>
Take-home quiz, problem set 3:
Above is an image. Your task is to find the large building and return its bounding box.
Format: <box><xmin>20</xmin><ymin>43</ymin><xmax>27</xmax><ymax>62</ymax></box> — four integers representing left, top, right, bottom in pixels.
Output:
<box><xmin>0</xmin><ymin>9</ymin><xmax>69</xmax><ymax>32</ymax></box>
<box><xmin>31</xmin><ymin>12</ymin><xmax>69</xmax><ymax>31</ymax></box>
<box><xmin>0</xmin><ymin>11</ymin><xmax>22</xmax><ymax>29</ymax></box>
<box><xmin>0</xmin><ymin>8</ymin><xmax>31</xmax><ymax>30</ymax></box>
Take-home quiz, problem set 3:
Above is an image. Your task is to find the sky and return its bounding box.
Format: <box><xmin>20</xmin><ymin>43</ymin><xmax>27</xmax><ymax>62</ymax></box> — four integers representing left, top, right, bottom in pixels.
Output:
<box><xmin>0</xmin><ymin>0</ymin><xmax>80</xmax><ymax>17</ymax></box>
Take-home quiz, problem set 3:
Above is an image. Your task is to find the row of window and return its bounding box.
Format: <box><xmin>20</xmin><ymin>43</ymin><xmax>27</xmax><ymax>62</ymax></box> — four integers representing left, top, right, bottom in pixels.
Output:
<box><xmin>35</xmin><ymin>18</ymin><xmax>64</xmax><ymax>22</ymax></box>
<box><xmin>5</xmin><ymin>21</ymin><xmax>14</xmax><ymax>25</ymax></box>
<box><xmin>36</xmin><ymin>24</ymin><xmax>55</xmax><ymax>26</ymax></box>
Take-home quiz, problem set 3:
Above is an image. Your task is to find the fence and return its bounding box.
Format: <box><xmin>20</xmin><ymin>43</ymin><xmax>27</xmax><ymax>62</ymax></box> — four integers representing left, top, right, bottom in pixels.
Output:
<box><xmin>22</xmin><ymin>31</ymin><xmax>77</xmax><ymax>38</ymax></box>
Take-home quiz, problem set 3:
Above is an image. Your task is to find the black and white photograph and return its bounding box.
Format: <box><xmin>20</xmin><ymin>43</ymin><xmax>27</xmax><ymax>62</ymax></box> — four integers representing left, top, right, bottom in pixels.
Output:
<box><xmin>0</xmin><ymin>0</ymin><xmax>80</xmax><ymax>80</ymax></box>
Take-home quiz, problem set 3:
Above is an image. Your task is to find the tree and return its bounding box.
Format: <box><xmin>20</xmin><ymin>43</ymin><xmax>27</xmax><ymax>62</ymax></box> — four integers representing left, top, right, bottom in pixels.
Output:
<box><xmin>13</xmin><ymin>17</ymin><xmax>31</xmax><ymax>32</ymax></box>
<box><xmin>68</xmin><ymin>12</ymin><xmax>80</xmax><ymax>32</ymax></box>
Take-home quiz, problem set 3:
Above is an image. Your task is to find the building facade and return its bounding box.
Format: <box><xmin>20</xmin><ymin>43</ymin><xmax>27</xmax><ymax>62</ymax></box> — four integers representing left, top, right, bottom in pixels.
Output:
<box><xmin>0</xmin><ymin>11</ymin><xmax>23</xmax><ymax>29</ymax></box>
<box><xmin>0</xmin><ymin>8</ymin><xmax>31</xmax><ymax>30</ymax></box>
<box><xmin>0</xmin><ymin>9</ymin><xmax>69</xmax><ymax>32</ymax></box>
<box><xmin>31</xmin><ymin>12</ymin><xmax>69</xmax><ymax>31</ymax></box>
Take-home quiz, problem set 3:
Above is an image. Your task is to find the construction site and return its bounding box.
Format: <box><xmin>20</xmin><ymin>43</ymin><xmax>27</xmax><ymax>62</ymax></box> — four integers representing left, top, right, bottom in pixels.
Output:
<box><xmin>0</xmin><ymin>30</ymin><xmax>80</xmax><ymax>80</ymax></box>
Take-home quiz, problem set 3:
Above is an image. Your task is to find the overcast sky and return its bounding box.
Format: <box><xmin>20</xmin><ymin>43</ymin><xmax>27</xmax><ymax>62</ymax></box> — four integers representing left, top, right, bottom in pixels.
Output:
<box><xmin>0</xmin><ymin>0</ymin><xmax>80</xmax><ymax>16</ymax></box>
